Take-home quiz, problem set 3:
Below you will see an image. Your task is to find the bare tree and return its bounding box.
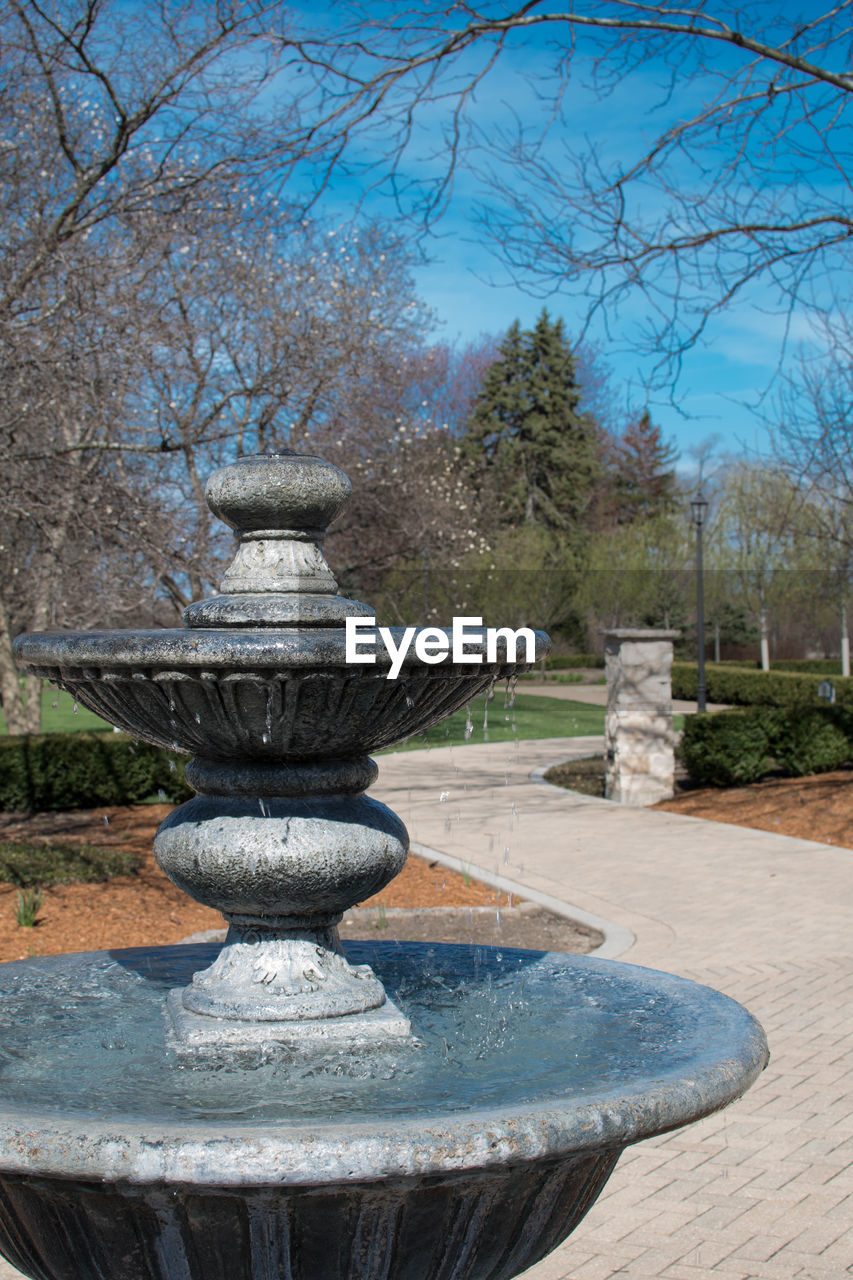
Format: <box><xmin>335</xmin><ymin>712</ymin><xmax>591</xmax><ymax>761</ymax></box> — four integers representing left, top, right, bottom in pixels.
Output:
<box><xmin>0</xmin><ymin>2</ymin><xmax>450</xmax><ymax>732</ymax></box>
<box><xmin>298</xmin><ymin>2</ymin><xmax>853</xmax><ymax>380</ymax></box>
<box><xmin>772</xmin><ymin>333</ymin><xmax>853</xmax><ymax>672</ymax></box>
<box><xmin>710</xmin><ymin>462</ymin><xmax>817</xmax><ymax>671</ymax></box>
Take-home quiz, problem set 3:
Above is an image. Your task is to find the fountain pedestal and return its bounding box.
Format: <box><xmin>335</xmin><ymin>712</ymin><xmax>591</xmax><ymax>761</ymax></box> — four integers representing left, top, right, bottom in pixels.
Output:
<box><xmin>155</xmin><ymin>774</ymin><xmax>413</xmax><ymax>1054</ymax></box>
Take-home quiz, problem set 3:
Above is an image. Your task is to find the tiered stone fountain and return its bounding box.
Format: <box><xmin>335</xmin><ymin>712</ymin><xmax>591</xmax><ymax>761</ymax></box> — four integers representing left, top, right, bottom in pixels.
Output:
<box><xmin>3</xmin><ymin>453</ymin><xmax>767</xmax><ymax>1280</ymax></box>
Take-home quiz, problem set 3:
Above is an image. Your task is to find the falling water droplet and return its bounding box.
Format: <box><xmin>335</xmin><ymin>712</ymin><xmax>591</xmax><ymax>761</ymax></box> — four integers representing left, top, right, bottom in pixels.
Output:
<box><xmin>464</xmin><ymin>705</ymin><xmax>473</xmax><ymax>741</ymax></box>
<box><xmin>157</xmin><ymin>789</ymin><xmax>166</xmax><ymax>802</ymax></box>
<box><xmin>51</xmin><ymin>700</ymin><xmax>58</xmax><ymax>709</ymax></box>
<box><xmin>169</xmin><ymin>760</ymin><xmax>176</xmax><ymax>773</ymax></box>
<box><xmin>503</xmin><ymin>846</ymin><xmax>510</xmax><ymax>864</ymax></box>
<box><xmin>72</xmin><ymin>702</ymin><xmax>78</xmax><ymax>715</ymax></box>
<box><xmin>102</xmin><ymin>815</ymin><xmax>109</xmax><ymax>825</ymax></box>
<box><xmin>439</xmin><ymin>791</ymin><xmax>450</xmax><ymax>803</ymax></box>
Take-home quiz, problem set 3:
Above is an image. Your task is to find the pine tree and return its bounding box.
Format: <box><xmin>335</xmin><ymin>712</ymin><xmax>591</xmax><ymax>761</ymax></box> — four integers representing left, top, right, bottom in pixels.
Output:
<box><xmin>462</xmin><ymin>311</ymin><xmax>598</xmax><ymax>537</ymax></box>
<box><xmin>608</xmin><ymin>411</ymin><xmax>678</xmax><ymax>523</ymax></box>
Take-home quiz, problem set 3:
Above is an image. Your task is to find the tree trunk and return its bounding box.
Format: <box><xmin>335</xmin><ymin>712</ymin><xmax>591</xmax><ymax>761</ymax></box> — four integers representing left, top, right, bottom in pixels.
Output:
<box><xmin>759</xmin><ymin>606</ymin><xmax>770</xmax><ymax>672</ymax></box>
<box><xmin>0</xmin><ymin>595</ymin><xmax>40</xmax><ymax>734</ymax></box>
<box><xmin>842</xmin><ymin>600</ymin><xmax>850</xmax><ymax>678</ymax></box>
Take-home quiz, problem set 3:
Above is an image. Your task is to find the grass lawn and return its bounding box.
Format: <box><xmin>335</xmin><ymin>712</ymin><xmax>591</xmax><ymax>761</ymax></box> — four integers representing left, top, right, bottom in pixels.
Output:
<box><xmin>4</xmin><ymin>685</ymin><xmax>604</xmax><ymax>747</ymax></box>
<box><xmin>384</xmin><ymin>691</ymin><xmax>605</xmax><ymax>752</ymax></box>
<box><xmin>0</xmin><ymin>686</ymin><xmax>112</xmax><ymax>735</ymax></box>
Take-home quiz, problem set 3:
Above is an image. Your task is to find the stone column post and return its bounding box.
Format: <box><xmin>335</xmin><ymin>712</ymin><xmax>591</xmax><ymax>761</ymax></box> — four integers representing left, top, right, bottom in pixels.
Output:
<box><xmin>602</xmin><ymin>628</ymin><xmax>680</xmax><ymax>807</ymax></box>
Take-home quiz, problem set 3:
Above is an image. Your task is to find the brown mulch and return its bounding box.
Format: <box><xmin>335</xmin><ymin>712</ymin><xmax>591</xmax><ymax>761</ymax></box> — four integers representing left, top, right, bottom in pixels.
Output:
<box><xmin>6</xmin><ymin>766</ymin><xmax>844</xmax><ymax>963</ymax></box>
<box><xmin>653</xmin><ymin>766</ymin><xmax>853</xmax><ymax>848</ymax></box>
<box><xmin>0</xmin><ymin>804</ymin><xmax>515</xmax><ymax>964</ymax></box>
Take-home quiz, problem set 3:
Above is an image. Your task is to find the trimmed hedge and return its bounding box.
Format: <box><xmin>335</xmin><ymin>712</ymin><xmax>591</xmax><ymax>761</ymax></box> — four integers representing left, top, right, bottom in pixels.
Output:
<box><xmin>765</xmin><ymin>706</ymin><xmax>853</xmax><ymax>777</ymax></box>
<box><xmin>0</xmin><ymin>733</ymin><xmax>192</xmax><ymax>812</ymax></box>
<box><xmin>764</xmin><ymin>659</ymin><xmax>842</xmax><ymax>674</ymax></box>
<box><xmin>545</xmin><ymin>654</ymin><xmax>604</xmax><ymax>669</ymax></box>
<box><xmin>679</xmin><ymin>710</ymin><xmax>773</xmax><ymax>786</ymax></box>
<box><xmin>680</xmin><ymin>705</ymin><xmax>853</xmax><ymax>786</ymax></box>
<box><xmin>672</xmin><ymin>662</ymin><xmax>853</xmax><ymax>709</ymax></box>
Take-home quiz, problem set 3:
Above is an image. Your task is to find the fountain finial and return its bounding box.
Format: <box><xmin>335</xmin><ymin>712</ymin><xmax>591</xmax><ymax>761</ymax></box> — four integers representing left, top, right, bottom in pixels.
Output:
<box><xmin>184</xmin><ymin>452</ymin><xmax>372</xmax><ymax>627</ymax></box>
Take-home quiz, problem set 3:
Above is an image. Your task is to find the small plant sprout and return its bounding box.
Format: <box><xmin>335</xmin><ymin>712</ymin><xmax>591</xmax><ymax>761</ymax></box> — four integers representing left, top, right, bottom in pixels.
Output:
<box><xmin>15</xmin><ymin>888</ymin><xmax>43</xmax><ymax>929</ymax></box>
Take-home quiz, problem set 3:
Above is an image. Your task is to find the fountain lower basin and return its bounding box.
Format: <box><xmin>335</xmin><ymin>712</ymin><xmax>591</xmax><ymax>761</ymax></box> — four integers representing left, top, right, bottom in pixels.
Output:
<box><xmin>0</xmin><ymin>941</ymin><xmax>766</xmax><ymax>1280</ymax></box>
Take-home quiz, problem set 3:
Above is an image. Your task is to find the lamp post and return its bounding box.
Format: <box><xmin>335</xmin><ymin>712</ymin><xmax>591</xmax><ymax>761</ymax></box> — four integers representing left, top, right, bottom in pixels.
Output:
<box><xmin>690</xmin><ymin>488</ymin><xmax>709</xmax><ymax>713</ymax></box>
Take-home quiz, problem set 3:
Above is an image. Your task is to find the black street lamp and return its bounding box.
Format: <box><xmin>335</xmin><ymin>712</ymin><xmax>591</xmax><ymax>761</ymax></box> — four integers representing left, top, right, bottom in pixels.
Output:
<box><xmin>690</xmin><ymin>488</ymin><xmax>709</xmax><ymax>713</ymax></box>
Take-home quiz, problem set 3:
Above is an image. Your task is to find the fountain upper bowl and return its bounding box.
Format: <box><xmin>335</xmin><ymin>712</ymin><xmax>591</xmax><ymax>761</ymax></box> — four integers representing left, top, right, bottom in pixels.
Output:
<box><xmin>13</xmin><ymin>626</ymin><xmax>547</xmax><ymax>759</ymax></box>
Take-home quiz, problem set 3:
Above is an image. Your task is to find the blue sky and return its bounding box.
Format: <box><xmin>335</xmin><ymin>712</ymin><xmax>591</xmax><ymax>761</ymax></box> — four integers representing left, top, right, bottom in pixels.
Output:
<box><xmin>292</xmin><ymin>2</ymin><xmax>836</xmax><ymax>475</ymax></box>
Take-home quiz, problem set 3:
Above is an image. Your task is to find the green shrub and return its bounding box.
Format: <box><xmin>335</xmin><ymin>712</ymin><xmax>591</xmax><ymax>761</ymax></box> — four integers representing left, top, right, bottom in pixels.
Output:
<box><xmin>0</xmin><ymin>840</ymin><xmax>140</xmax><ymax>886</ymax></box>
<box><xmin>672</xmin><ymin>662</ymin><xmax>853</xmax><ymax>709</ymax></box>
<box><xmin>680</xmin><ymin>710</ymin><xmax>773</xmax><ymax>786</ymax></box>
<box><xmin>765</xmin><ymin>707</ymin><xmax>852</xmax><ymax>776</ymax></box>
<box><xmin>680</xmin><ymin>704</ymin><xmax>853</xmax><ymax>786</ymax></box>
<box><xmin>0</xmin><ymin>733</ymin><xmax>192</xmax><ymax>812</ymax></box>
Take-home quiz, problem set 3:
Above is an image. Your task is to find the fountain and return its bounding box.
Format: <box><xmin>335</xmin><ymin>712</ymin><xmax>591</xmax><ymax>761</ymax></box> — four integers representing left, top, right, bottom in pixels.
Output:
<box><xmin>3</xmin><ymin>452</ymin><xmax>767</xmax><ymax>1280</ymax></box>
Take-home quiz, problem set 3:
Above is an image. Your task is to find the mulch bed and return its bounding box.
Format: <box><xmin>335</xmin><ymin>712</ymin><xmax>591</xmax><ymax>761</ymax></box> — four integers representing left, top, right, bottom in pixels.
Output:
<box><xmin>545</xmin><ymin>755</ymin><xmax>853</xmax><ymax>848</ymax></box>
<box><xmin>0</xmin><ymin>804</ymin><xmax>545</xmax><ymax>964</ymax></box>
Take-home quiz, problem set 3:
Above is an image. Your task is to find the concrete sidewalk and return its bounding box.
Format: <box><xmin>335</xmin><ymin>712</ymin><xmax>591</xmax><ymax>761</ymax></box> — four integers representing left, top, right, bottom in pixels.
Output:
<box><xmin>373</xmin><ymin>737</ymin><xmax>853</xmax><ymax>1280</ymax></box>
<box><xmin>520</xmin><ymin>681</ymin><xmax>730</xmax><ymax>716</ymax></box>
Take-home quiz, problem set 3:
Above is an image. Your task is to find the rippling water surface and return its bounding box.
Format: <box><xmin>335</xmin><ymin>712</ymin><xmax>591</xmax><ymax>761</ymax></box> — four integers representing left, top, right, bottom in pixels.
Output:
<box><xmin>0</xmin><ymin>943</ymin><xmax>739</xmax><ymax>1126</ymax></box>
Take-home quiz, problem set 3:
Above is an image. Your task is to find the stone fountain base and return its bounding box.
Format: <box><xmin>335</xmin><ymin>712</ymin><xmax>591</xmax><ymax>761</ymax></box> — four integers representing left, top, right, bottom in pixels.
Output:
<box><xmin>166</xmin><ymin>987</ymin><xmax>412</xmax><ymax>1062</ymax></box>
<box><xmin>0</xmin><ymin>941</ymin><xmax>767</xmax><ymax>1280</ymax></box>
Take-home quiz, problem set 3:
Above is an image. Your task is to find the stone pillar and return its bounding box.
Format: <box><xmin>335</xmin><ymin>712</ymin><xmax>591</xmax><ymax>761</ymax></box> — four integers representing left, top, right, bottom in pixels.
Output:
<box><xmin>602</xmin><ymin>628</ymin><xmax>680</xmax><ymax>807</ymax></box>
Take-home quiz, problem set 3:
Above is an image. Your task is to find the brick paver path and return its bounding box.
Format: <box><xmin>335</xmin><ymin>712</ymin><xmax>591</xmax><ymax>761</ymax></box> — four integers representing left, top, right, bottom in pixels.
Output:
<box><xmin>373</xmin><ymin>738</ymin><xmax>853</xmax><ymax>1280</ymax></box>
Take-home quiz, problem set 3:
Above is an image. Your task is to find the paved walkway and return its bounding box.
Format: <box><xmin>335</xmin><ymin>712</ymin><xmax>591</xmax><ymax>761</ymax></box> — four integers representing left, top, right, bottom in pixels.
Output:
<box><xmin>521</xmin><ymin>681</ymin><xmax>730</xmax><ymax>715</ymax></box>
<box><xmin>371</xmin><ymin>737</ymin><xmax>853</xmax><ymax>1280</ymax></box>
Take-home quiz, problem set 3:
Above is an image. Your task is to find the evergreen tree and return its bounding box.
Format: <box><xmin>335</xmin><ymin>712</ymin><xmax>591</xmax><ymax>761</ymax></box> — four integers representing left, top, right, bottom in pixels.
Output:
<box><xmin>607</xmin><ymin>411</ymin><xmax>679</xmax><ymax>523</ymax></box>
<box><xmin>462</xmin><ymin>311</ymin><xmax>598</xmax><ymax>538</ymax></box>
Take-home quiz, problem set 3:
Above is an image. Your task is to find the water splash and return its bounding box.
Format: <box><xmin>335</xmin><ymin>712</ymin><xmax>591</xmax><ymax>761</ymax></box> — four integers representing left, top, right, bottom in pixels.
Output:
<box><xmin>264</xmin><ymin>685</ymin><xmax>274</xmax><ymax>745</ymax></box>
